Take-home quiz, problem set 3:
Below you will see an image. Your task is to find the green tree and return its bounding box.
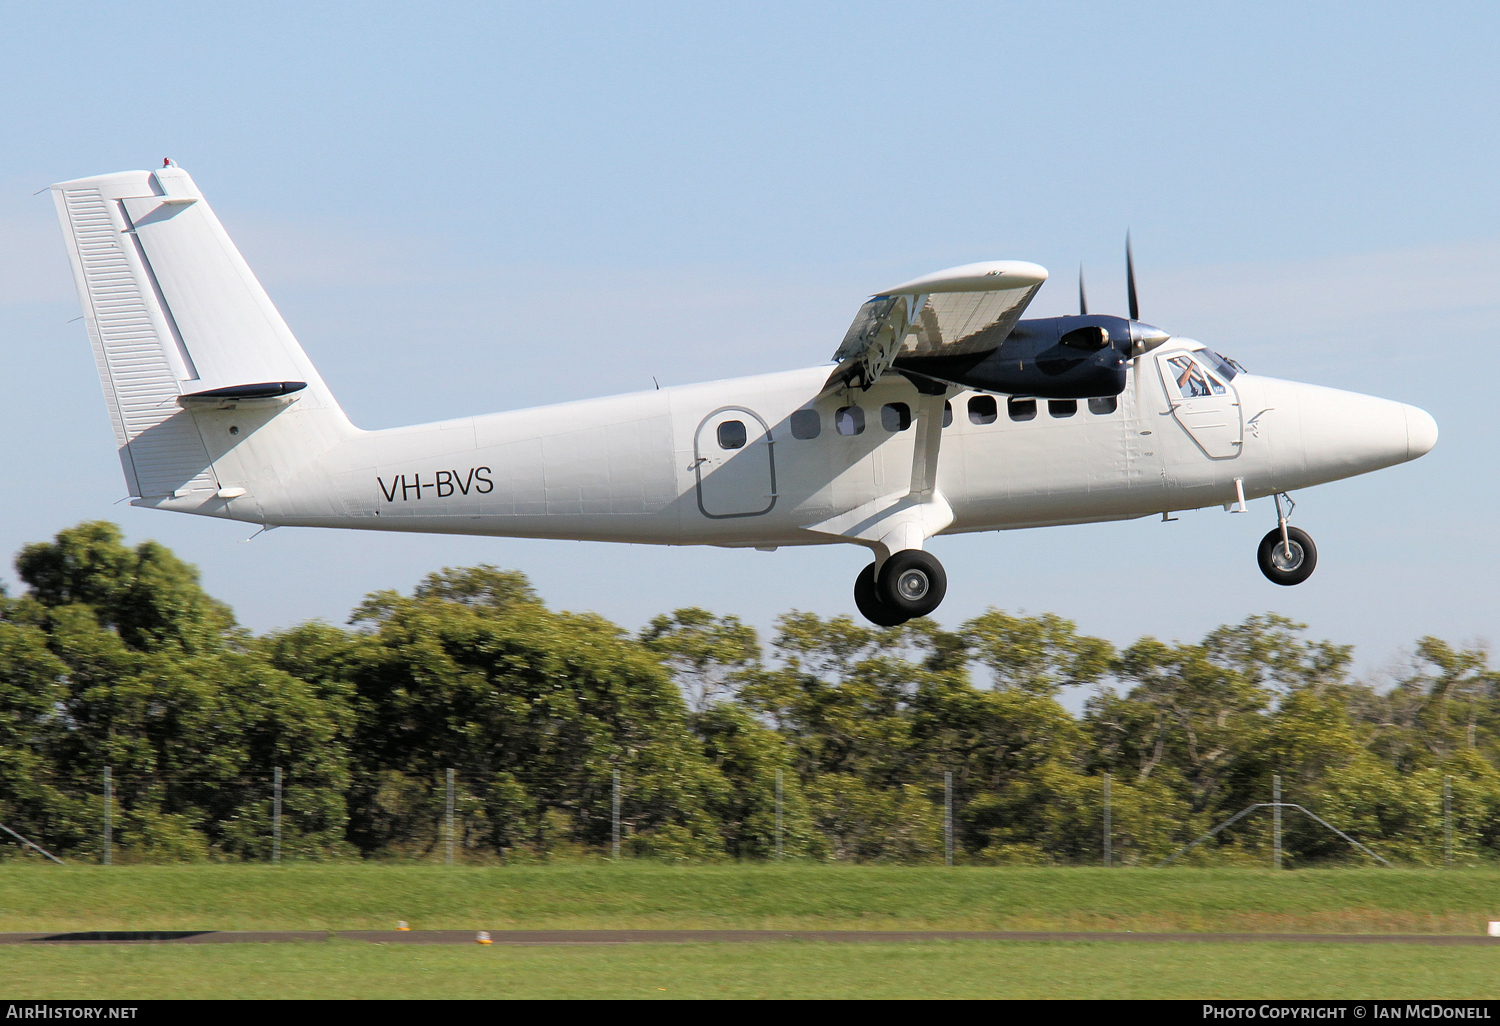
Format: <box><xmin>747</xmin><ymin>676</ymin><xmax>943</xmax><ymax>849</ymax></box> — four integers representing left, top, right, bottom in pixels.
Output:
<box><xmin>0</xmin><ymin>604</ymin><xmax>75</xmax><ymax>857</ymax></box>
<box><xmin>16</xmin><ymin>521</ymin><xmax>235</xmax><ymax>655</ymax></box>
<box><xmin>693</xmin><ymin>703</ymin><xmax>821</xmax><ymax>858</ymax></box>
<box><xmin>639</xmin><ymin>607</ymin><xmax>761</xmax><ymax>711</ymax></box>
<box><xmin>960</xmin><ymin>609</ymin><xmax>1114</xmax><ymax>697</ymax></box>
<box><xmin>1091</xmin><ymin>631</ymin><xmax>1269</xmax><ymax>814</ymax></box>
<box><xmin>2</xmin><ymin>523</ymin><xmax>352</xmax><ymax>860</ymax></box>
<box><xmin>344</xmin><ymin>569</ymin><xmax>730</xmax><ymax>859</ymax></box>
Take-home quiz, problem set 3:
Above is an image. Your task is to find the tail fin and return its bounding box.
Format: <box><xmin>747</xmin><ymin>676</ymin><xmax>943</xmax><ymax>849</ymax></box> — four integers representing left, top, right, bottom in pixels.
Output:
<box><xmin>51</xmin><ymin>164</ymin><xmax>348</xmax><ymax>500</ymax></box>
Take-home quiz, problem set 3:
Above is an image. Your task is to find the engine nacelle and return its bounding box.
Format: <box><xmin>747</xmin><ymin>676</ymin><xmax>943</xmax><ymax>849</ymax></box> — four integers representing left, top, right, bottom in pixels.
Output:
<box><xmin>894</xmin><ymin>314</ymin><xmax>1168</xmax><ymax>399</ymax></box>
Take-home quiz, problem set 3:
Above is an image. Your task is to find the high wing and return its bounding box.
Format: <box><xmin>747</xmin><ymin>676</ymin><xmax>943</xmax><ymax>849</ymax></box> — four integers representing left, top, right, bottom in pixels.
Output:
<box><xmin>826</xmin><ymin>260</ymin><xmax>1048</xmax><ymax>391</ymax></box>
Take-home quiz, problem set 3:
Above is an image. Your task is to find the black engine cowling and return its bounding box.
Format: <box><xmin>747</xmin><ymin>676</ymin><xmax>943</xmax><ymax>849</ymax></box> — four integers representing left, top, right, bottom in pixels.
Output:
<box><xmin>894</xmin><ymin>314</ymin><xmax>1146</xmax><ymax>399</ymax></box>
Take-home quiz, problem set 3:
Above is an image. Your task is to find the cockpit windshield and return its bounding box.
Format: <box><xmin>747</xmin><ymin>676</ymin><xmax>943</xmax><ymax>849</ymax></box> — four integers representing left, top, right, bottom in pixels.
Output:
<box><xmin>1197</xmin><ymin>348</ymin><xmax>1240</xmax><ymax>381</ymax></box>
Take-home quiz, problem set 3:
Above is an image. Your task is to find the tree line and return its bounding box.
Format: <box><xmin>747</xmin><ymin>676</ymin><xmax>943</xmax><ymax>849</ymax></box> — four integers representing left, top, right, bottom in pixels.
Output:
<box><xmin>1</xmin><ymin>521</ymin><xmax>1496</xmax><ymax>865</ymax></box>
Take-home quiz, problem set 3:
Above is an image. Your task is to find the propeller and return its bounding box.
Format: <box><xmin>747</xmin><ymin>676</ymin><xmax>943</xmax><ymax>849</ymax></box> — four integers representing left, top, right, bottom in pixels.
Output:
<box><xmin>1075</xmin><ymin>234</ymin><xmax>1167</xmax><ymax>358</ymax></box>
<box><xmin>1122</xmin><ymin>232</ymin><xmax>1170</xmax><ymax>356</ymax></box>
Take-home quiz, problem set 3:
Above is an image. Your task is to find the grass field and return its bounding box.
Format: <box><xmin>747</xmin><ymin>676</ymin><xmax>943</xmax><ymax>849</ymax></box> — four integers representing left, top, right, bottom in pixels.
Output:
<box><xmin>7</xmin><ymin>865</ymin><xmax>1500</xmax><ymax>998</ymax></box>
<box><xmin>2</xmin><ymin>863</ymin><xmax>1499</xmax><ymax>934</ymax></box>
<box><xmin>7</xmin><ymin>939</ymin><xmax>1500</xmax><ymax>999</ymax></box>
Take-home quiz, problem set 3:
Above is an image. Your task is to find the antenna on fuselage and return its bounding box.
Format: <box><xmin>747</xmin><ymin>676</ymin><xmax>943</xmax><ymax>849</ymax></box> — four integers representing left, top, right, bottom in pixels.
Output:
<box><xmin>1078</xmin><ymin>265</ymin><xmax>1089</xmax><ymax>316</ymax></box>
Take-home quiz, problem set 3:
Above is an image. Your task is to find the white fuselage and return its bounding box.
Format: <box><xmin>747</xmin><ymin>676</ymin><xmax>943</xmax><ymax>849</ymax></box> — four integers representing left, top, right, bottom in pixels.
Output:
<box><xmin>47</xmin><ymin>166</ymin><xmax>1435</xmax><ymax>567</ymax></box>
<box><xmin>144</xmin><ymin>340</ymin><xmax>1437</xmax><ymax>553</ymax></box>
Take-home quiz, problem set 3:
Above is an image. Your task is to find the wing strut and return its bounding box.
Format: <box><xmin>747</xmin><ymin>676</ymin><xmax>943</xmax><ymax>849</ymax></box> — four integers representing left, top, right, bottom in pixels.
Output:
<box><xmin>908</xmin><ymin>389</ymin><xmax>946</xmax><ymax>499</ymax></box>
<box><xmin>801</xmin><ymin>383</ymin><xmax>955</xmax><ymax>562</ymax></box>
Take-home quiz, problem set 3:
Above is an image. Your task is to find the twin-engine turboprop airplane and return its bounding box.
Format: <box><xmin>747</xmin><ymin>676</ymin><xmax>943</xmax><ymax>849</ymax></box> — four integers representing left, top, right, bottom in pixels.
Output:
<box><xmin>50</xmin><ymin>163</ymin><xmax>1438</xmax><ymax>625</ymax></box>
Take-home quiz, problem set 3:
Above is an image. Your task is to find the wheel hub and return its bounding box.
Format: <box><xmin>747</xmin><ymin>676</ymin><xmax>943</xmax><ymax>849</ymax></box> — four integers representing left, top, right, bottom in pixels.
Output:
<box><xmin>896</xmin><ymin>569</ymin><xmax>929</xmax><ymax>601</ymax></box>
<box><xmin>1271</xmin><ymin>541</ymin><xmax>1304</xmax><ymax>572</ymax></box>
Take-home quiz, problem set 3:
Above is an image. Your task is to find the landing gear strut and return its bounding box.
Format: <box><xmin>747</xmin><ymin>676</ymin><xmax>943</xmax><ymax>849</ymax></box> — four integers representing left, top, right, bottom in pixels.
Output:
<box><xmin>1257</xmin><ymin>493</ymin><xmax>1317</xmax><ymax>586</ymax></box>
<box><xmin>854</xmin><ymin>551</ymin><xmax>948</xmax><ymax>626</ymax></box>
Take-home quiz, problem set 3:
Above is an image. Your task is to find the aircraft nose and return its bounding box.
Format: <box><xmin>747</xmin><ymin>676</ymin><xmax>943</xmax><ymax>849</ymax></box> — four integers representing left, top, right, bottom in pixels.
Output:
<box><xmin>1287</xmin><ymin>381</ymin><xmax>1424</xmax><ymax>479</ymax></box>
<box><xmin>1404</xmin><ymin>405</ymin><xmax>1438</xmax><ymax>460</ymax></box>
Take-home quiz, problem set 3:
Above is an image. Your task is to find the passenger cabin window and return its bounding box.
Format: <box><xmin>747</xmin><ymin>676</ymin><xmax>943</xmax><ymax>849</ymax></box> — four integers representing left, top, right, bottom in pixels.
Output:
<box><xmin>717</xmin><ymin>420</ymin><xmax>747</xmax><ymax>449</ymax></box>
<box><xmin>943</xmin><ymin>401</ymin><xmax>952</xmax><ymax>427</ymax></box>
<box><xmin>881</xmin><ymin>402</ymin><xmax>911</xmax><ymax>432</ymax></box>
<box><xmin>1166</xmin><ymin>354</ymin><xmax>1226</xmax><ymax>398</ymax></box>
<box><xmin>1048</xmin><ymin>399</ymin><xmax>1077</xmax><ymax>418</ymax></box>
<box><xmin>1007</xmin><ymin>397</ymin><xmax>1037</xmax><ymax>422</ymax></box>
<box><xmin>790</xmin><ymin>408</ymin><xmax>820</xmax><ymax>439</ymax></box>
<box><xmin>968</xmin><ymin>395</ymin><xmax>997</xmax><ymax>425</ymax></box>
<box><xmin>835</xmin><ymin>406</ymin><xmax>865</xmax><ymax>436</ymax></box>
<box><xmin>1088</xmin><ymin>396</ymin><xmax>1117</xmax><ymax>415</ymax></box>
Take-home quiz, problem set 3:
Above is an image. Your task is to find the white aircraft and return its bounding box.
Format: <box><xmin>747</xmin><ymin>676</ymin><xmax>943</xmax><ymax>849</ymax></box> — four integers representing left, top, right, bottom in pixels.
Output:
<box><xmin>49</xmin><ymin>163</ymin><xmax>1437</xmax><ymax>625</ymax></box>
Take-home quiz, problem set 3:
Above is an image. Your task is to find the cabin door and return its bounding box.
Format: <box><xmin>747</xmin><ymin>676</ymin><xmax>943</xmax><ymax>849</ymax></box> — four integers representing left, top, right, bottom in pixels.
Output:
<box><xmin>694</xmin><ymin>407</ymin><xmax>777</xmax><ymax>518</ymax></box>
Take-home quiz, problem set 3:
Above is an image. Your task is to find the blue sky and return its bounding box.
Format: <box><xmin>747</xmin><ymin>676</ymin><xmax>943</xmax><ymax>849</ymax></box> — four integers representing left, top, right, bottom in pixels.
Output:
<box><xmin>2</xmin><ymin>1</ymin><xmax>1496</xmax><ymax>689</ymax></box>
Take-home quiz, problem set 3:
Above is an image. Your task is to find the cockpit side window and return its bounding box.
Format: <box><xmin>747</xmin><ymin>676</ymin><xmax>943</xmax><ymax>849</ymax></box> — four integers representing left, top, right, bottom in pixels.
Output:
<box><xmin>1166</xmin><ymin>354</ymin><xmax>1226</xmax><ymax>398</ymax></box>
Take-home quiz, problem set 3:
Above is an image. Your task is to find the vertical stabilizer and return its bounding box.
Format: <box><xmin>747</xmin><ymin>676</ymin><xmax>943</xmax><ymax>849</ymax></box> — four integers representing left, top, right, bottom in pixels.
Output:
<box><xmin>51</xmin><ymin>164</ymin><xmax>349</xmax><ymax>501</ymax></box>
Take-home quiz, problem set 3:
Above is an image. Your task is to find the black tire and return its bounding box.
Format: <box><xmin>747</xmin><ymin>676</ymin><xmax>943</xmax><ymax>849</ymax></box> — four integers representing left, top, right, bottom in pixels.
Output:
<box><xmin>854</xmin><ymin>563</ymin><xmax>909</xmax><ymax>627</ymax></box>
<box><xmin>1257</xmin><ymin>526</ymin><xmax>1317</xmax><ymax>586</ymax></box>
<box><xmin>877</xmin><ymin>550</ymin><xmax>948</xmax><ymax>619</ymax></box>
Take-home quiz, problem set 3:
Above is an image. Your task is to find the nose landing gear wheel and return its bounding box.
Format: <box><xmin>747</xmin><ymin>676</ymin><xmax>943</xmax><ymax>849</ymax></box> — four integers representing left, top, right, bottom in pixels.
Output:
<box><xmin>1257</xmin><ymin>526</ymin><xmax>1317</xmax><ymax>586</ymax></box>
<box><xmin>854</xmin><ymin>563</ymin><xmax>909</xmax><ymax>627</ymax></box>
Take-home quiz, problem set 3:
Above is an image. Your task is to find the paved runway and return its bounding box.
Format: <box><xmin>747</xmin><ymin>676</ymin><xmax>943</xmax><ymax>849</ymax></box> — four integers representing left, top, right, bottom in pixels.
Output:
<box><xmin>5</xmin><ymin>929</ymin><xmax>1500</xmax><ymax>946</ymax></box>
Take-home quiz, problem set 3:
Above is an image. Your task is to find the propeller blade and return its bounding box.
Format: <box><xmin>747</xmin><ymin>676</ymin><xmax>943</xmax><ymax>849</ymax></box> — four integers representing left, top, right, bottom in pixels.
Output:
<box><xmin>1078</xmin><ymin>265</ymin><xmax>1089</xmax><ymax>316</ymax></box>
<box><xmin>1126</xmin><ymin>231</ymin><xmax>1139</xmax><ymax>321</ymax></box>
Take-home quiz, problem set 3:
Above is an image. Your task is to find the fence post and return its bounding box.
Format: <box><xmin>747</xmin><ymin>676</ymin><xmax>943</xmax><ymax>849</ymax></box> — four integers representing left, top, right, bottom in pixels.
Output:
<box><xmin>774</xmin><ymin>767</ymin><xmax>783</xmax><ymax>860</ymax></box>
<box><xmin>611</xmin><ymin>768</ymin><xmax>621</xmax><ymax>860</ymax></box>
<box><xmin>1103</xmin><ymin>772</ymin><xmax>1112</xmax><ymax>868</ymax></box>
<box><xmin>943</xmin><ymin>771</ymin><xmax>953</xmax><ymax>867</ymax></box>
<box><xmin>272</xmin><ymin>766</ymin><xmax>282</xmax><ymax>864</ymax></box>
<box><xmin>1273</xmin><ymin>774</ymin><xmax>1282</xmax><ymax>870</ymax></box>
<box><xmin>102</xmin><ymin>766</ymin><xmax>112</xmax><ymax>866</ymax></box>
<box><xmin>445</xmin><ymin>767</ymin><xmax>455</xmax><ymax>865</ymax></box>
<box><xmin>1444</xmin><ymin>775</ymin><xmax>1453</xmax><ymax>868</ymax></box>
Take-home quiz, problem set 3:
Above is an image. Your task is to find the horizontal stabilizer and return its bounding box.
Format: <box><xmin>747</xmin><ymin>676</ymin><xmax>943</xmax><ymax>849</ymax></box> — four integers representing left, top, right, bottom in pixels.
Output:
<box><xmin>178</xmin><ymin>381</ymin><xmax>307</xmax><ymax>405</ymax></box>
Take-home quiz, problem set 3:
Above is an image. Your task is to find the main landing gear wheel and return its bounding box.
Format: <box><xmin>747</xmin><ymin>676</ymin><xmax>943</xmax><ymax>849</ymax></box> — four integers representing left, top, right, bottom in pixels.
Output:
<box><xmin>1257</xmin><ymin>526</ymin><xmax>1317</xmax><ymax>586</ymax></box>
<box><xmin>854</xmin><ymin>551</ymin><xmax>949</xmax><ymax>626</ymax></box>
<box><xmin>879</xmin><ymin>550</ymin><xmax>947</xmax><ymax>619</ymax></box>
<box><xmin>854</xmin><ymin>563</ymin><xmax>909</xmax><ymax>627</ymax></box>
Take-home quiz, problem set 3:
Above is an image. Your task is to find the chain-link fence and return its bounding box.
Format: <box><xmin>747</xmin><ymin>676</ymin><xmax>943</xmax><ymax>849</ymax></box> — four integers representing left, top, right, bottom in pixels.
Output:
<box><xmin>1</xmin><ymin>766</ymin><xmax>1461</xmax><ymax>867</ymax></box>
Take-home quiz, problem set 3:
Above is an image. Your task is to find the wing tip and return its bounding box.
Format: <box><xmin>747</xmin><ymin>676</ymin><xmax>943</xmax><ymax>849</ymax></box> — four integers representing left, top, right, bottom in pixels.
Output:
<box><xmin>880</xmin><ymin>260</ymin><xmax>1048</xmax><ymax>296</ymax></box>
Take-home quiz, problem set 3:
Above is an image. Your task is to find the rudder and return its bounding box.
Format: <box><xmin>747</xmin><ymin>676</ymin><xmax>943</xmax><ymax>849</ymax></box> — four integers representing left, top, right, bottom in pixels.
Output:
<box><xmin>51</xmin><ymin>163</ymin><xmax>348</xmax><ymax>500</ymax></box>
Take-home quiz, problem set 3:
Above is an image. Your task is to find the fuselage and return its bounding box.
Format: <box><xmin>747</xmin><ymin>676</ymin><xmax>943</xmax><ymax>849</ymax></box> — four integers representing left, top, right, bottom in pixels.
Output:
<box><xmin>47</xmin><ymin>163</ymin><xmax>1438</xmax><ymax>623</ymax></box>
<box><xmin>148</xmin><ymin>339</ymin><xmax>1438</xmax><ymax>549</ymax></box>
